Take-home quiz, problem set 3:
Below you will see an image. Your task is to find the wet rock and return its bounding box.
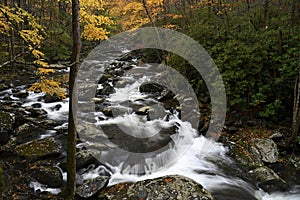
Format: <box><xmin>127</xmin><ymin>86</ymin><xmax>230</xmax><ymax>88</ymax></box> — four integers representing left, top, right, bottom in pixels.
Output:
<box><xmin>32</xmin><ymin>166</ymin><xmax>63</xmax><ymax>187</ymax></box>
<box><xmin>40</xmin><ymin>119</ymin><xmax>60</xmax><ymax>128</ymax></box>
<box><xmin>98</xmin><ymin>175</ymin><xmax>213</xmax><ymax>199</ymax></box>
<box><xmin>100</xmin><ymin>123</ymin><xmax>177</xmax><ymax>153</ymax></box>
<box><xmin>140</xmin><ymin>82</ymin><xmax>164</xmax><ymax>94</ymax></box>
<box><xmin>251</xmin><ymin>166</ymin><xmax>288</xmax><ymax>192</ymax></box>
<box><xmin>92</xmin><ymin>97</ymin><xmax>104</xmax><ymax>104</ymax></box>
<box><xmin>135</xmin><ymin>106</ymin><xmax>151</xmax><ymax>115</ymax></box>
<box><xmin>251</xmin><ymin>138</ymin><xmax>279</xmax><ymax>163</ymax></box>
<box><xmin>98</xmin><ymin>75</ymin><xmax>108</xmax><ymax>84</ymax></box>
<box><xmin>60</xmin><ymin>150</ymin><xmax>99</xmax><ymax>171</ymax></box>
<box><xmin>44</xmin><ymin>93</ymin><xmax>61</xmax><ymax>103</ymax></box>
<box><xmin>99</xmin><ymin>84</ymin><xmax>115</xmax><ymax>96</ymax></box>
<box><xmin>15</xmin><ymin>137</ymin><xmax>62</xmax><ymax>159</ymax></box>
<box><xmin>29</xmin><ymin>108</ymin><xmax>48</xmax><ymax>118</ymax></box>
<box><xmin>14</xmin><ymin>123</ymin><xmax>44</xmax><ymax>144</ymax></box>
<box><xmin>102</xmin><ymin>106</ymin><xmax>130</xmax><ymax>117</ymax></box>
<box><xmin>76</xmin><ymin>176</ymin><xmax>109</xmax><ymax>198</ymax></box>
<box><xmin>0</xmin><ymin>111</ymin><xmax>14</xmax><ymax>145</ymax></box>
<box><xmin>229</xmin><ymin>145</ymin><xmax>263</xmax><ymax>169</ymax></box>
<box><xmin>13</xmin><ymin>90</ymin><xmax>29</xmax><ymax>98</ymax></box>
<box><xmin>32</xmin><ymin>103</ymin><xmax>42</xmax><ymax>108</ymax></box>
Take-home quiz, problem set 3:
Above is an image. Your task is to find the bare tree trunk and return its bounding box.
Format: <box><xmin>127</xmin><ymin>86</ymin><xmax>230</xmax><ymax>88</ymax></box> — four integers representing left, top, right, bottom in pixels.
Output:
<box><xmin>66</xmin><ymin>0</ymin><xmax>81</xmax><ymax>199</ymax></box>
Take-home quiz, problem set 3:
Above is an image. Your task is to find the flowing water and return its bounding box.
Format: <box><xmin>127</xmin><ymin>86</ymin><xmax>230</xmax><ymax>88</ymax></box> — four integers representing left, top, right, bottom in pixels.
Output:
<box><xmin>1</xmin><ymin>40</ymin><xmax>300</xmax><ymax>199</ymax></box>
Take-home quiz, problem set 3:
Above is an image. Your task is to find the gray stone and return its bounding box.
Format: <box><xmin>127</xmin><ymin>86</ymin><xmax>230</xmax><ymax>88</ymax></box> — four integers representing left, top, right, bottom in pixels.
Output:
<box><xmin>98</xmin><ymin>175</ymin><xmax>213</xmax><ymax>200</ymax></box>
<box><xmin>76</xmin><ymin>176</ymin><xmax>109</xmax><ymax>198</ymax></box>
<box><xmin>251</xmin><ymin>138</ymin><xmax>279</xmax><ymax>163</ymax></box>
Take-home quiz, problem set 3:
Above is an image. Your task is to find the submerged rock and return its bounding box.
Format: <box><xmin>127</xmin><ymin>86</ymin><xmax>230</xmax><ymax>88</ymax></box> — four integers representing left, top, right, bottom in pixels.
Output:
<box><xmin>76</xmin><ymin>176</ymin><xmax>109</xmax><ymax>198</ymax></box>
<box><xmin>15</xmin><ymin>137</ymin><xmax>62</xmax><ymax>159</ymax></box>
<box><xmin>98</xmin><ymin>175</ymin><xmax>213</xmax><ymax>200</ymax></box>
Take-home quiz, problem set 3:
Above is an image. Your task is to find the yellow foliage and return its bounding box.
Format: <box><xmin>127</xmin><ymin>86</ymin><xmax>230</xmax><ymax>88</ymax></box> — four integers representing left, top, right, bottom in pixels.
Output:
<box><xmin>80</xmin><ymin>0</ymin><xmax>114</xmax><ymax>41</ymax></box>
<box><xmin>30</xmin><ymin>77</ymin><xmax>66</xmax><ymax>99</ymax></box>
<box><xmin>107</xmin><ymin>0</ymin><xmax>186</xmax><ymax>31</ymax></box>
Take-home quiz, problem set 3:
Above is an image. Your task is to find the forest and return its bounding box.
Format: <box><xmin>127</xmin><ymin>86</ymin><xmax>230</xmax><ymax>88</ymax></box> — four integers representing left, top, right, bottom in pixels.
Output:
<box><xmin>0</xmin><ymin>0</ymin><xmax>300</xmax><ymax>199</ymax></box>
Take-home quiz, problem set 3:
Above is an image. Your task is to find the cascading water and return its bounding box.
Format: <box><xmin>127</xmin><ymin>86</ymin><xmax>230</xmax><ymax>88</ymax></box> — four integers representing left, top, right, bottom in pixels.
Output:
<box><xmin>1</xmin><ymin>28</ymin><xmax>299</xmax><ymax>199</ymax></box>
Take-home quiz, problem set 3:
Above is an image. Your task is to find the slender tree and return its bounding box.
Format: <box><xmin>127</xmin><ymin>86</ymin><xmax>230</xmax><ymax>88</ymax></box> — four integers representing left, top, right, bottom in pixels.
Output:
<box><xmin>66</xmin><ymin>0</ymin><xmax>81</xmax><ymax>198</ymax></box>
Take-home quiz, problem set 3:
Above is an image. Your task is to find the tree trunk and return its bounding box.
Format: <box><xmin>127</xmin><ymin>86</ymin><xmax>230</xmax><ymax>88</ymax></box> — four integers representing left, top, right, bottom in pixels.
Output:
<box><xmin>66</xmin><ymin>0</ymin><xmax>81</xmax><ymax>199</ymax></box>
<box><xmin>263</xmin><ymin>0</ymin><xmax>269</xmax><ymax>29</ymax></box>
<box><xmin>289</xmin><ymin>52</ymin><xmax>300</xmax><ymax>147</ymax></box>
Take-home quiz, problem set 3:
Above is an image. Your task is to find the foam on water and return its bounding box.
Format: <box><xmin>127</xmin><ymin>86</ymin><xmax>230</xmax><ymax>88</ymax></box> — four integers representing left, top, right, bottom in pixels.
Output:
<box><xmin>29</xmin><ymin>181</ymin><xmax>61</xmax><ymax>195</ymax></box>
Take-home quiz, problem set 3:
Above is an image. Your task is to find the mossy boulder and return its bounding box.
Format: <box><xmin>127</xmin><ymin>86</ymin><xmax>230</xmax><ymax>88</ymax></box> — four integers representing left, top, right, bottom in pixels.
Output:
<box><xmin>15</xmin><ymin>137</ymin><xmax>62</xmax><ymax>159</ymax></box>
<box><xmin>98</xmin><ymin>175</ymin><xmax>213</xmax><ymax>200</ymax></box>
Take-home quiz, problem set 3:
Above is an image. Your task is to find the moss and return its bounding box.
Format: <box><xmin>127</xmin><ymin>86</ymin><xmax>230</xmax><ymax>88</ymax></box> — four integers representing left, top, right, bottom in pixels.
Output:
<box><xmin>15</xmin><ymin>137</ymin><xmax>61</xmax><ymax>158</ymax></box>
<box><xmin>0</xmin><ymin>167</ymin><xmax>4</xmax><ymax>194</ymax></box>
<box><xmin>0</xmin><ymin>111</ymin><xmax>13</xmax><ymax>130</ymax></box>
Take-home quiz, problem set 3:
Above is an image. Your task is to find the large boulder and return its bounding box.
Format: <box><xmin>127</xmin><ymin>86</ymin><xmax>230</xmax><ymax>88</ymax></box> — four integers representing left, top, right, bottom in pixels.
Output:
<box><xmin>251</xmin><ymin>138</ymin><xmax>279</xmax><ymax>163</ymax></box>
<box><xmin>98</xmin><ymin>175</ymin><xmax>213</xmax><ymax>199</ymax></box>
<box><xmin>15</xmin><ymin>137</ymin><xmax>62</xmax><ymax>159</ymax></box>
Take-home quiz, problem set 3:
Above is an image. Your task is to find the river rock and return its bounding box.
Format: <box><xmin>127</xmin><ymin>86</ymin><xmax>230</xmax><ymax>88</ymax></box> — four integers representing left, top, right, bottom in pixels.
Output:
<box><xmin>15</xmin><ymin>137</ymin><xmax>62</xmax><ymax>159</ymax></box>
<box><xmin>140</xmin><ymin>82</ymin><xmax>164</xmax><ymax>94</ymax></box>
<box><xmin>29</xmin><ymin>108</ymin><xmax>48</xmax><ymax>118</ymax></box>
<box><xmin>251</xmin><ymin>138</ymin><xmax>279</xmax><ymax>163</ymax></box>
<box><xmin>13</xmin><ymin>90</ymin><xmax>29</xmax><ymax>98</ymax></box>
<box><xmin>44</xmin><ymin>93</ymin><xmax>61</xmax><ymax>103</ymax></box>
<box><xmin>76</xmin><ymin>176</ymin><xmax>109</xmax><ymax>198</ymax></box>
<box><xmin>251</xmin><ymin>166</ymin><xmax>288</xmax><ymax>192</ymax></box>
<box><xmin>0</xmin><ymin>111</ymin><xmax>14</xmax><ymax>145</ymax></box>
<box><xmin>229</xmin><ymin>145</ymin><xmax>263</xmax><ymax>169</ymax></box>
<box><xmin>98</xmin><ymin>75</ymin><xmax>108</xmax><ymax>84</ymax></box>
<box><xmin>14</xmin><ymin>123</ymin><xmax>44</xmax><ymax>144</ymax></box>
<box><xmin>32</xmin><ymin>166</ymin><xmax>63</xmax><ymax>188</ymax></box>
<box><xmin>99</xmin><ymin>84</ymin><xmax>115</xmax><ymax>96</ymax></box>
<box><xmin>60</xmin><ymin>150</ymin><xmax>99</xmax><ymax>171</ymax></box>
<box><xmin>98</xmin><ymin>175</ymin><xmax>214</xmax><ymax>199</ymax></box>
